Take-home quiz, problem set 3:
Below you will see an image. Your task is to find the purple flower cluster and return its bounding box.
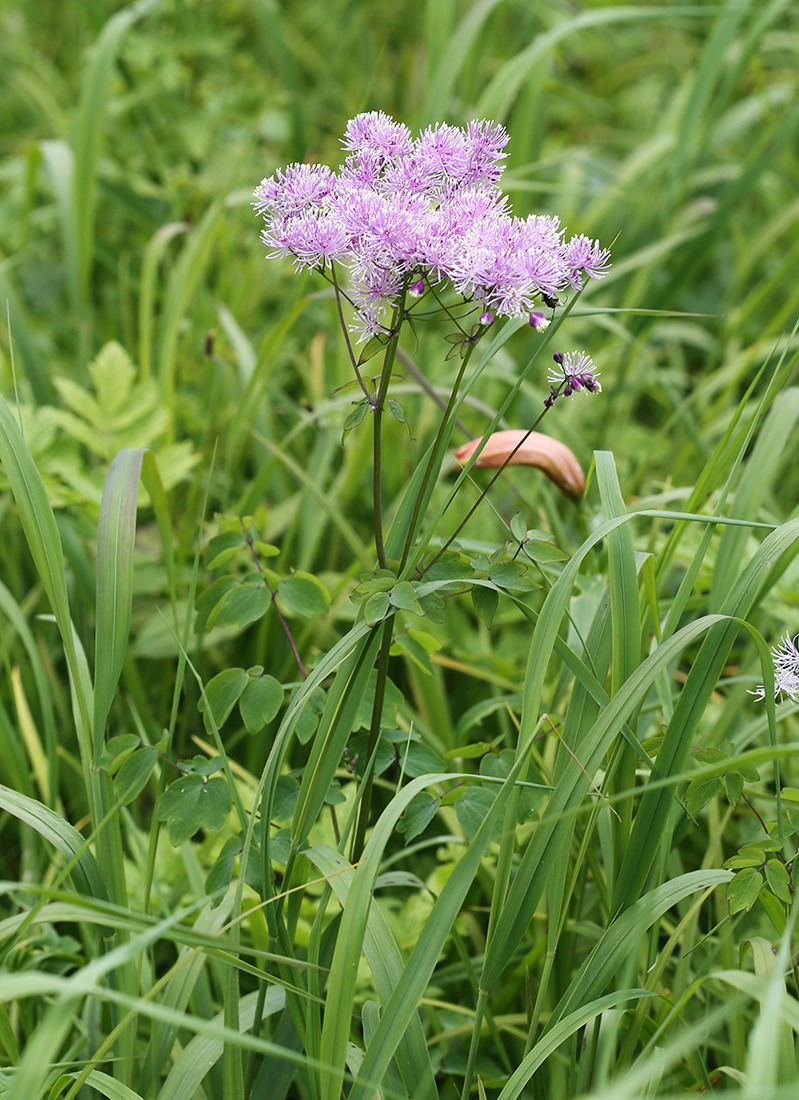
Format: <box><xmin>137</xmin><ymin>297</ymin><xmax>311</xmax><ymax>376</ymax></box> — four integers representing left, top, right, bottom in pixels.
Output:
<box><xmin>546</xmin><ymin>351</ymin><xmax>601</xmax><ymax>404</ymax></box>
<box><xmin>254</xmin><ymin>111</ymin><xmax>610</xmax><ymax>342</ymax></box>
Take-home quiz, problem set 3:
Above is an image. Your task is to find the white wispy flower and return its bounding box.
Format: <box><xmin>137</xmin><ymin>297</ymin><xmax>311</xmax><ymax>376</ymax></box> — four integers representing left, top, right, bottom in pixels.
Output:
<box><xmin>749</xmin><ymin>632</ymin><xmax>799</xmax><ymax>702</ymax></box>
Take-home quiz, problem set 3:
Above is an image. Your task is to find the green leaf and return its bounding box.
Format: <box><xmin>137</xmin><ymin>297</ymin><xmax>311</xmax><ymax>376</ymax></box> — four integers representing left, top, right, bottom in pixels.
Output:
<box><xmin>399</xmin><ymin>742</ymin><xmax>447</xmax><ymax>779</ymax></box>
<box><xmin>388</xmin><ymin>581</ymin><xmax>422</xmax><ymax>615</ymax></box>
<box><xmin>341</xmin><ymin>400</ymin><xmax>369</xmax><ymax>443</ymax></box>
<box><xmin>198</xmin><ymin>668</ymin><xmax>248</xmax><ymax>733</ymax></box>
<box><xmin>522</xmin><ymin>539</ymin><xmax>570</xmax><ymax>564</ymax></box>
<box><xmin>211</xmin><ymin>580</ymin><xmax>270</xmax><ymax>630</ymax></box>
<box><xmin>396</xmin><ymin>792</ymin><xmax>440</xmax><ymax>840</ymax></box>
<box><xmin>443</xmin><ymin>742</ymin><xmax>493</xmax><ymax>761</ymax></box>
<box><xmin>422</xmin><ymin>550</ymin><xmax>473</xmax><ymax>583</ymax></box>
<box><xmin>357</xmin><ymin>334</ymin><xmax>389</xmax><ymax>366</ymax></box>
<box><xmin>759</xmin><ymin>890</ymin><xmax>787</xmax><ymax>937</ymax></box>
<box><xmin>391</xmin><ymin>628</ymin><xmax>442</xmax><ymax>675</ymax></box>
<box><xmin>184</xmin><ymin>755</ymin><xmax>225</xmax><ymax>777</ymax></box>
<box><xmin>102</xmin><ymin>734</ymin><xmax>142</xmax><ymax>774</ymax></box>
<box><xmin>348</xmin><ymin>735</ymin><xmax>394</xmax><ymax>779</ymax></box>
<box><xmin>156</xmin><ymin>774</ymin><xmax>231</xmax><ymax>846</ymax></box>
<box><xmin>727</xmin><ymin>868</ymin><xmax>763</xmax><ymax>914</ymax></box>
<box><xmin>113</xmin><ymin>745</ymin><xmax>157</xmax><ymax>806</ymax></box>
<box><xmin>685</xmin><ymin>775</ymin><xmax>723</xmax><ymax>816</ymax></box>
<box><xmin>456</xmin><ymin>787</ymin><xmax>497</xmax><ymax>842</ymax></box>
<box><xmin>279</xmin><ymin>572</ymin><xmax>330</xmax><ymax>616</ymax></box>
<box><xmin>510</xmin><ymin>511</ymin><xmax>527</xmax><ymax>542</ymax></box>
<box><xmin>353</xmin><ymin>572</ymin><xmax>397</xmax><ymax>598</ymax></box>
<box><xmin>364</xmin><ymin>591</ymin><xmax>391</xmax><ymax>626</ymax></box>
<box><xmin>239</xmin><ymin>675</ymin><xmax>283</xmax><ymax>735</ymax></box>
<box><xmin>294</xmin><ymin>686</ymin><xmax>327</xmax><ymax>745</ymax></box>
<box><xmin>351</xmin><ymin>674</ymin><xmax>404</xmax><ymax>731</ymax></box>
<box><xmin>205</xmin><ymin>835</ymin><xmax>261</xmax><ymax>902</ymax></box>
<box><xmin>272</xmin><ymin>776</ymin><xmax>300</xmax><ymax>823</ymax></box>
<box><xmin>765</xmin><ymin>859</ymin><xmax>792</xmax><ymax>903</ymax></box>
<box><xmin>417</xmin><ymin>590</ymin><xmax>445</xmax><ymax>622</ymax></box>
<box><xmin>194</xmin><ymin>576</ymin><xmax>238</xmax><ymax>633</ymax></box>
<box><xmin>473</xmin><ymin>585</ymin><xmax>499</xmax><ymax>629</ymax></box>
<box><xmin>387</xmin><ymin>398</ymin><xmax>408</xmax><ymax>426</ymax></box>
<box><xmin>487</xmin><ymin>561</ymin><xmax>538</xmax><ymax>592</ymax></box>
<box><xmin>724</xmin><ymin>771</ymin><xmax>744</xmax><ymax>806</ymax></box>
<box><xmin>205</xmin><ymin>530</ymin><xmax>247</xmax><ymax>568</ymax></box>
<box><xmin>269</xmin><ymin>827</ymin><xmax>291</xmax><ymax>863</ymax></box>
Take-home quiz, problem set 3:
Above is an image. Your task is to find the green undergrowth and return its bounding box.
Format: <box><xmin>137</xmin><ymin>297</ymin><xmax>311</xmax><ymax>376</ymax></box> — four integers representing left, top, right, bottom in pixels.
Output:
<box><xmin>1</xmin><ymin>2</ymin><xmax>799</xmax><ymax>1099</ymax></box>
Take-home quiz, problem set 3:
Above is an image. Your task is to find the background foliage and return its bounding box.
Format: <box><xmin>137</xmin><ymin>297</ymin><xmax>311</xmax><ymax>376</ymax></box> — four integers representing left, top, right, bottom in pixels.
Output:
<box><xmin>2</xmin><ymin>1</ymin><xmax>799</xmax><ymax>1098</ymax></box>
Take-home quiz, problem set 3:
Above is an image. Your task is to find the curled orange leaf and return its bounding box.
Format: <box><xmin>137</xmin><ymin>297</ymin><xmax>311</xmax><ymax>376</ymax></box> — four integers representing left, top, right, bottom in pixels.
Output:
<box><xmin>453</xmin><ymin>430</ymin><xmax>585</xmax><ymax>499</ymax></box>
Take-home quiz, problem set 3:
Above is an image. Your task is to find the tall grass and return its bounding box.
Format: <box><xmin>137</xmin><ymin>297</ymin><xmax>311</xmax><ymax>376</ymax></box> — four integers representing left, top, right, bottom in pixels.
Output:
<box><xmin>1</xmin><ymin>1</ymin><xmax>799</xmax><ymax>1098</ymax></box>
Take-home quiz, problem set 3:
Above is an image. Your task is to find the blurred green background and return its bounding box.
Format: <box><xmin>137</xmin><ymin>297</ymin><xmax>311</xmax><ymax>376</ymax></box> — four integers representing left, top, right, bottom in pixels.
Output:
<box><xmin>1</xmin><ymin>0</ymin><xmax>799</xmax><ymax>786</ymax></box>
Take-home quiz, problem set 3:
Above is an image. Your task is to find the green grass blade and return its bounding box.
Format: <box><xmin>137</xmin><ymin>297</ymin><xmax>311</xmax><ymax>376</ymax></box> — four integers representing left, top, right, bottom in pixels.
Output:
<box><xmin>157</xmin><ymin>198</ymin><xmax>224</xmax><ymax>436</ymax></box>
<box><xmin>595</xmin><ymin>453</ymin><xmax>640</xmax><ymax>694</ymax></box>
<box><xmin>0</xmin><ymin>579</ymin><xmax>59</xmax><ymax>805</ymax></box>
<box><xmin>0</xmin><ymin>393</ymin><xmax>92</xmax><ymax>758</ymax></box>
<box><xmin>0</xmin><ymin>786</ymin><xmax>107</xmax><ymax>902</ymax></box>
<box><xmin>67</xmin><ymin>1070</ymin><xmax>145</xmax><ymax>1100</ymax></box>
<box><xmin>595</xmin><ymin>452</ymin><xmax>641</xmax><ymax>895</ymax></box>
<box><xmin>345</xmin><ymin>756</ymin><xmax>530</xmax><ymax>1100</ymax></box>
<box><xmin>138</xmin><ymin>221</ymin><xmax>189</xmax><ymax>382</ymax></box>
<box><xmin>305</xmin><ymin>846</ymin><xmax>437</xmax><ymax>1100</ymax></box>
<box><xmin>160</xmin><ymin>989</ymin><xmax>286</xmax><ymax>1100</ymax></box>
<box><xmin>497</xmin><ymin>990</ymin><xmax>653</xmax><ymax>1100</ymax></box>
<box><xmin>548</xmin><ymin>870</ymin><xmax>732</xmax><ymax>1033</ymax></box>
<box><xmin>709</xmin><ymin>387</ymin><xmax>799</xmax><ymax>612</ymax></box>
<box><xmin>71</xmin><ymin>0</ymin><xmax>161</xmax><ymax>318</ymax></box>
<box><xmin>422</xmin><ymin>0</ymin><xmax>504</xmax><ymax>124</ymax></box>
<box><xmin>94</xmin><ymin>448</ymin><xmax>145</xmax><ymax>757</ymax></box>
<box><xmin>476</xmin><ymin>6</ymin><xmax>708</xmax><ymax>122</ymax></box>
<box><xmin>291</xmin><ymin>630</ymin><xmax>381</xmax><ymax>849</ymax></box>
<box><xmin>481</xmin><ymin>611</ymin><xmax>727</xmax><ymax>991</ymax></box>
<box><xmin>615</xmin><ymin>515</ymin><xmax>799</xmax><ymax>913</ymax></box>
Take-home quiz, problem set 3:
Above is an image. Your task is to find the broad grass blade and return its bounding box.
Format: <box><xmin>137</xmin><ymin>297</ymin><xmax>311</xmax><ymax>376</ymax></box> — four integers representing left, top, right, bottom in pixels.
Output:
<box><xmin>306</xmin><ymin>846</ymin><xmax>436</xmax><ymax>1100</ymax></box>
<box><xmin>0</xmin><ymin>787</ymin><xmax>107</xmax><ymax>902</ymax></box>
<box><xmin>615</xmin><ymin>516</ymin><xmax>799</xmax><ymax>914</ymax></box>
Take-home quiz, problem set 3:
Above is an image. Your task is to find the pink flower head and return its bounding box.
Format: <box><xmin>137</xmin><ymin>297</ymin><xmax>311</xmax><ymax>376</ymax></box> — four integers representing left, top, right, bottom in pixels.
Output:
<box><xmin>254</xmin><ymin>113</ymin><xmax>610</xmax><ymax>342</ymax></box>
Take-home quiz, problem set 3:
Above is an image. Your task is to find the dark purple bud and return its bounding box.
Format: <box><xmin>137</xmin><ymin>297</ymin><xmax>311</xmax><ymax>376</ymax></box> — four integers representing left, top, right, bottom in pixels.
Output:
<box><xmin>409</xmin><ymin>278</ymin><xmax>424</xmax><ymax>298</ymax></box>
<box><xmin>563</xmin><ymin>382</ymin><xmax>573</xmax><ymax>397</ymax></box>
<box><xmin>584</xmin><ymin>376</ymin><xmax>601</xmax><ymax>393</ymax></box>
<box><xmin>571</xmin><ymin>375</ymin><xmax>584</xmax><ymax>390</ymax></box>
<box><xmin>553</xmin><ymin>352</ymin><xmax>565</xmax><ymax>365</ymax></box>
<box><xmin>529</xmin><ymin>311</ymin><xmax>550</xmax><ymax>332</ymax></box>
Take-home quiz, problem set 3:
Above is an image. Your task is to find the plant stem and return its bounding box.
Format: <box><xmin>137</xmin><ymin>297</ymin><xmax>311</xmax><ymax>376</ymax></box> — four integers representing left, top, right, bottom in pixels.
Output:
<box><xmin>331</xmin><ymin>266</ymin><xmax>372</xmax><ymax>402</ymax></box>
<box><xmin>421</xmin><ymin>398</ymin><xmax>556</xmax><ymax>576</ymax></box>
<box><xmin>371</xmin><ymin>282</ymin><xmax>409</xmax><ymax>567</ymax></box>
<box><xmin>398</xmin><ymin>342</ymin><xmax>476</xmax><ymax>573</ymax></box>
<box><xmin>350</xmin><ymin>615</ymin><xmax>394</xmax><ymax>863</ymax></box>
<box><xmin>461</xmin><ymin>989</ymin><xmax>487</xmax><ymax>1100</ymax></box>
<box><xmin>240</xmin><ymin>517</ymin><xmax>306</xmax><ymax>678</ymax></box>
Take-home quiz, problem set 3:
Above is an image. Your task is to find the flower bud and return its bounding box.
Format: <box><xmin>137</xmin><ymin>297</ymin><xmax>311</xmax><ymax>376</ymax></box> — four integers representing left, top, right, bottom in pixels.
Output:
<box><xmin>409</xmin><ymin>278</ymin><xmax>425</xmax><ymax>298</ymax></box>
<box><xmin>529</xmin><ymin>311</ymin><xmax>550</xmax><ymax>332</ymax></box>
<box><xmin>480</xmin><ymin>310</ymin><xmax>495</xmax><ymax>326</ymax></box>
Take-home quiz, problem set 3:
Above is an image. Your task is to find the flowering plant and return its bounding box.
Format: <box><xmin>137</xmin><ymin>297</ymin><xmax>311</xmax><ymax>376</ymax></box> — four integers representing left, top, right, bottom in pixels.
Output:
<box><xmin>254</xmin><ymin>111</ymin><xmax>609</xmax><ymax>346</ymax></box>
<box><xmin>253</xmin><ymin>112</ymin><xmax>610</xmax><ymax>862</ymax></box>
